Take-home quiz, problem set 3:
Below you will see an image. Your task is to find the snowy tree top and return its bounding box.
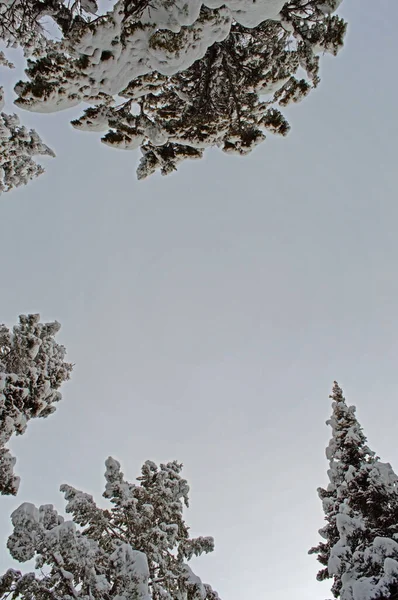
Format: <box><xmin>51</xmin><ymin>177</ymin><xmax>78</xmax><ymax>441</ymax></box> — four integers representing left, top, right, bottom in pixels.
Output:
<box><xmin>325</xmin><ymin>382</ymin><xmax>375</xmax><ymax>491</ymax></box>
<box><xmin>1</xmin><ymin>457</ymin><xmax>218</xmax><ymax>600</ymax></box>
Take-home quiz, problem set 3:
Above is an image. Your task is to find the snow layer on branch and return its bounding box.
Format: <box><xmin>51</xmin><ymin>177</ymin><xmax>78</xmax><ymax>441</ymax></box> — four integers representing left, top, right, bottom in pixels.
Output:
<box><xmin>0</xmin><ymin>315</ymin><xmax>72</xmax><ymax>495</ymax></box>
<box><xmin>340</xmin><ymin>538</ymin><xmax>398</xmax><ymax>600</ymax></box>
<box><xmin>204</xmin><ymin>0</ymin><xmax>284</xmax><ymax>28</ymax></box>
<box><xmin>15</xmin><ymin>4</ymin><xmax>234</xmax><ymax>113</ymax></box>
<box><xmin>139</xmin><ymin>0</ymin><xmax>285</xmax><ymax>31</ymax></box>
<box><xmin>14</xmin><ymin>0</ymin><xmax>325</xmax><ymax>114</ymax></box>
<box><xmin>109</xmin><ymin>544</ymin><xmax>150</xmax><ymax>600</ymax></box>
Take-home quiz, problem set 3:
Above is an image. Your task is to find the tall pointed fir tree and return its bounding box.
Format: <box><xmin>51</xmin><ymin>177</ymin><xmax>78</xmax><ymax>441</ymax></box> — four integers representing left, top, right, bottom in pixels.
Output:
<box><xmin>310</xmin><ymin>382</ymin><xmax>398</xmax><ymax>600</ymax></box>
<box><xmin>0</xmin><ymin>314</ymin><xmax>72</xmax><ymax>495</ymax></box>
<box><xmin>0</xmin><ymin>457</ymin><xmax>220</xmax><ymax>600</ymax></box>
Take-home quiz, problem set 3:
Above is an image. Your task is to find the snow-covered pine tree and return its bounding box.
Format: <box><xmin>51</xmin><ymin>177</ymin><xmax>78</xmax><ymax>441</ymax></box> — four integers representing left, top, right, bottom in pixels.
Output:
<box><xmin>0</xmin><ymin>314</ymin><xmax>72</xmax><ymax>495</ymax></box>
<box><xmin>310</xmin><ymin>382</ymin><xmax>398</xmax><ymax>600</ymax></box>
<box><xmin>0</xmin><ymin>457</ymin><xmax>220</xmax><ymax>600</ymax></box>
<box><xmin>0</xmin><ymin>0</ymin><xmax>345</xmax><ymax>185</ymax></box>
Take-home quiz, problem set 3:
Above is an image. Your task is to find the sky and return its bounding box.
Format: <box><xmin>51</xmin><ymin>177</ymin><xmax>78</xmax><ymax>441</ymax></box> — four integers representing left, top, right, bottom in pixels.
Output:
<box><xmin>1</xmin><ymin>1</ymin><xmax>398</xmax><ymax>599</ymax></box>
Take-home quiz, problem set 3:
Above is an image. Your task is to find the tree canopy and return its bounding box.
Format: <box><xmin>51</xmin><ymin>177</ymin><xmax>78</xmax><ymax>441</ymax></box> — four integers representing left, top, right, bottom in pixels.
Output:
<box><xmin>0</xmin><ymin>0</ymin><xmax>346</xmax><ymax>190</ymax></box>
<box><xmin>0</xmin><ymin>457</ymin><xmax>219</xmax><ymax>600</ymax></box>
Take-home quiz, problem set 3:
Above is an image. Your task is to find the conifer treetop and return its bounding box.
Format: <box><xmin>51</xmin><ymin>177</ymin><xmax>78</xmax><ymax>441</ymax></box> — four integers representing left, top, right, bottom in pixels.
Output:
<box><xmin>325</xmin><ymin>382</ymin><xmax>375</xmax><ymax>492</ymax></box>
<box><xmin>310</xmin><ymin>383</ymin><xmax>398</xmax><ymax>600</ymax></box>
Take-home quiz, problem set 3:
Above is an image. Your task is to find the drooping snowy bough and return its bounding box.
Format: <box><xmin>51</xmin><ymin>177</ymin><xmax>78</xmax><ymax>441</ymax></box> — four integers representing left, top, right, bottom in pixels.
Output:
<box><xmin>0</xmin><ymin>458</ymin><xmax>220</xmax><ymax>600</ymax></box>
<box><xmin>68</xmin><ymin>0</ymin><xmax>346</xmax><ymax>178</ymax></box>
<box><xmin>309</xmin><ymin>382</ymin><xmax>398</xmax><ymax>600</ymax></box>
<box><xmin>0</xmin><ymin>0</ymin><xmax>346</xmax><ymax>185</ymax></box>
<box><xmin>0</xmin><ymin>314</ymin><xmax>72</xmax><ymax>495</ymax></box>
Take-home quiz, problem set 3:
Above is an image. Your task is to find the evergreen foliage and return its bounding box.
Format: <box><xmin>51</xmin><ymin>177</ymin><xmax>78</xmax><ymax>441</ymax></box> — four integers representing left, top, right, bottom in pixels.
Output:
<box><xmin>0</xmin><ymin>458</ymin><xmax>219</xmax><ymax>600</ymax></box>
<box><xmin>310</xmin><ymin>383</ymin><xmax>398</xmax><ymax>600</ymax></box>
<box><xmin>0</xmin><ymin>0</ymin><xmax>346</xmax><ymax>188</ymax></box>
<box><xmin>0</xmin><ymin>314</ymin><xmax>72</xmax><ymax>495</ymax></box>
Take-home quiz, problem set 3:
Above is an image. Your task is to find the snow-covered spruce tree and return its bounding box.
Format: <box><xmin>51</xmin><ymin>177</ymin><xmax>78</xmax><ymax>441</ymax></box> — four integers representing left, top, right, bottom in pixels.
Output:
<box><xmin>11</xmin><ymin>0</ymin><xmax>346</xmax><ymax>179</ymax></box>
<box><xmin>0</xmin><ymin>458</ymin><xmax>220</xmax><ymax>600</ymax></box>
<box><xmin>0</xmin><ymin>314</ymin><xmax>72</xmax><ymax>495</ymax></box>
<box><xmin>309</xmin><ymin>382</ymin><xmax>398</xmax><ymax>600</ymax></box>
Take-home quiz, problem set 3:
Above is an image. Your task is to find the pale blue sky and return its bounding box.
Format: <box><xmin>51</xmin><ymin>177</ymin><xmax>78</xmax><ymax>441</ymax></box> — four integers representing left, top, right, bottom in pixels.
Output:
<box><xmin>1</xmin><ymin>2</ymin><xmax>398</xmax><ymax>600</ymax></box>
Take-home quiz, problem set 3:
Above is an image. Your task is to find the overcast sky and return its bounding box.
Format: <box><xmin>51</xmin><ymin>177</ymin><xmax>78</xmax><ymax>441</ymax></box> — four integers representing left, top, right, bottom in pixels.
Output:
<box><xmin>1</xmin><ymin>1</ymin><xmax>398</xmax><ymax>599</ymax></box>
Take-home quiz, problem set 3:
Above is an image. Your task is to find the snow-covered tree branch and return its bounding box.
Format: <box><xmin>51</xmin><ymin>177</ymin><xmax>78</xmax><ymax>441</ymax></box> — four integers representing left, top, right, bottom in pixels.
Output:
<box><xmin>0</xmin><ymin>87</ymin><xmax>55</xmax><ymax>194</ymax></box>
<box><xmin>0</xmin><ymin>314</ymin><xmax>72</xmax><ymax>495</ymax></box>
<box><xmin>310</xmin><ymin>382</ymin><xmax>398</xmax><ymax>600</ymax></box>
<box><xmin>0</xmin><ymin>458</ymin><xmax>220</xmax><ymax>600</ymax></box>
